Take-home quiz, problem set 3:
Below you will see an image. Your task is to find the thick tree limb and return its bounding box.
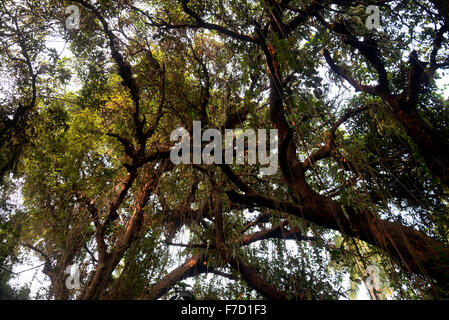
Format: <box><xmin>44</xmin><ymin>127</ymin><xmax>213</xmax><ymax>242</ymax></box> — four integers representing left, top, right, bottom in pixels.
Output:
<box><xmin>80</xmin><ymin>160</ymin><xmax>172</xmax><ymax>300</ymax></box>
<box><xmin>210</xmin><ymin>176</ymin><xmax>290</xmax><ymax>300</ymax></box>
<box><xmin>180</xmin><ymin>0</ymin><xmax>260</xmax><ymax>44</ymax></box>
<box><xmin>323</xmin><ymin>49</ymin><xmax>380</xmax><ymax>95</ymax></box>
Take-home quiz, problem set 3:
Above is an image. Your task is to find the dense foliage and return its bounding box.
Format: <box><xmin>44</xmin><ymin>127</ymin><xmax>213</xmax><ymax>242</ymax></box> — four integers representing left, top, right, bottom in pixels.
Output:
<box><xmin>1</xmin><ymin>0</ymin><xmax>449</xmax><ymax>300</ymax></box>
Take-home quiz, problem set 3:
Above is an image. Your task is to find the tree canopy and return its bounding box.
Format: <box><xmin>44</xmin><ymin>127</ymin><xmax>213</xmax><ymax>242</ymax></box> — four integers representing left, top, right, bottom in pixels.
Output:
<box><xmin>1</xmin><ymin>0</ymin><xmax>449</xmax><ymax>300</ymax></box>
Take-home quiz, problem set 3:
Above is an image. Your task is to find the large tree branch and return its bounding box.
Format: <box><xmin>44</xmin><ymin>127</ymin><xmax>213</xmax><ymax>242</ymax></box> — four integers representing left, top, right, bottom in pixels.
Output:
<box><xmin>148</xmin><ymin>220</ymin><xmax>312</xmax><ymax>300</ymax></box>
<box><xmin>424</xmin><ymin>23</ymin><xmax>449</xmax><ymax>83</ymax></box>
<box><xmin>319</xmin><ymin>12</ymin><xmax>449</xmax><ymax>189</ymax></box>
<box><xmin>79</xmin><ymin>160</ymin><xmax>172</xmax><ymax>300</ymax></box>
<box><xmin>143</xmin><ymin>252</ymin><xmax>209</xmax><ymax>300</ymax></box>
<box><xmin>323</xmin><ymin>49</ymin><xmax>380</xmax><ymax>95</ymax></box>
<box><xmin>302</xmin><ymin>104</ymin><xmax>372</xmax><ymax>170</ymax></box>
<box><xmin>208</xmin><ymin>173</ymin><xmax>291</xmax><ymax>300</ymax></box>
<box><xmin>225</xmin><ymin>187</ymin><xmax>449</xmax><ymax>290</ymax></box>
<box><xmin>316</xmin><ymin>14</ymin><xmax>389</xmax><ymax>93</ymax></box>
<box><xmin>73</xmin><ymin>0</ymin><xmax>149</xmax><ymax>149</ymax></box>
<box><xmin>180</xmin><ymin>0</ymin><xmax>260</xmax><ymax>44</ymax></box>
<box><xmin>430</xmin><ymin>0</ymin><xmax>449</xmax><ymax>25</ymax></box>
